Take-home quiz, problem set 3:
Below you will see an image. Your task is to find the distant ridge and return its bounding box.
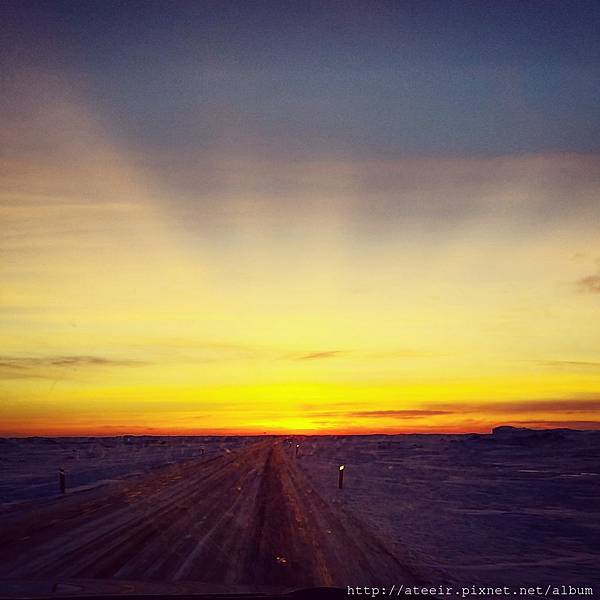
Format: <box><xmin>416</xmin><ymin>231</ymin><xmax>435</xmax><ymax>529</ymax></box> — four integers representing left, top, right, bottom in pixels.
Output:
<box><xmin>492</xmin><ymin>425</ymin><xmax>596</xmax><ymax>435</ymax></box>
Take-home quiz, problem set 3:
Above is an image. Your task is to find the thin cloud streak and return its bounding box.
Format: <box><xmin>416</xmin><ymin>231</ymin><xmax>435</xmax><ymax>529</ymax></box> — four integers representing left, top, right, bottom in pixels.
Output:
<box><xmin>297</xmin><ymin>351</ymin><xmax>344</xmax><ymax>361</ymax></box>
<box><xmin>0</xmin><ymin>355</ymin><xmax>148</xmax><ymax>368</ymax></box>
<box><xmin>0</xmin><ymin>355</ymin><xmax>149</xmax><ymax>380</ymax></box>
<box><xmin>311</xmin><ymin>399</ymin><xmax>600</xmax><ymax>422</ymax></box>
<box><xmin>348</xmin><ymin>410</ymin><xmax>453</xmax><ymax>419</ymax></box>
<box><xmin>461</xmin><ymin>399</ymin><xmax>600</xmax><ymax>413</ymax></box>
<box><xmin>505</xmin><ymin>420</ymin><xmax>600</xmax><ymax>430</ymax></box>
<box><xmin>577</xmin><ymin>274</ymin><xmax>600</xmax><ymax>294</ymax></box>
<box><xmin>538</xmin><ymin>360</ymin><xmax>600</xmax><ymax>369</ymax></box>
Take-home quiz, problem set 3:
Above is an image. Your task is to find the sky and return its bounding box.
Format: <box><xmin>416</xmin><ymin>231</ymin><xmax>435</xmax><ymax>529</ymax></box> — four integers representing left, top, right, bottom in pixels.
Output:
<box><xmin>1</xmin><ymin>0</ymin><xmax>600</xmax><ymax>436</ymax></box>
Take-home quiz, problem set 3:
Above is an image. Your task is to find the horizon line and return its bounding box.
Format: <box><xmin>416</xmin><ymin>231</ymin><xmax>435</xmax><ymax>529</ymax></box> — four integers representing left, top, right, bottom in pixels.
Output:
<box><xmin>3</xmin><ymin>424</ymin><xmax>600</xmax><ymax>439</ymax></box>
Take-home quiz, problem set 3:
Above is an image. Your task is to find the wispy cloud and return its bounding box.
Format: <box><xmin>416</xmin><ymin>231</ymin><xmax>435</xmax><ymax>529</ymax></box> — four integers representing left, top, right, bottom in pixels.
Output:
<box><xmin>363</xmin><ymin>349</ymin><xmax>444</xmax><ymax>359</ymax></box>
<box><xmin>505</xmin><ymin>420</ymin><xmax>600</xmax><ymax>430</ymax></box>
<box><xmin>306</xmin><ymin>408</ymin><xmax>454</xmax><ymax>421</ymax></box>
<box><xmin>348</xmin><ymin>409</ymin><xmax>453</xmax><ymax>419</ymax></box>
<box><xmin>473</xmin><ymin>399</ymin><xmax>600</xmax><ymax>413</ymax></box>
<box><xmin>294</xmin><ymin>348</ymin><xmax>439</xmax><ymax>362</ymax></box>
<box><xmin>0</xmin><ymin>355</ymin><xmax>148</xmax><ymax>379</ymax></box>
<box><xmin>429</xmin><ymin>399</ymin><xmax>600</xmax><ymax>415</ymax></box>
<box><xmin>310</xmin><ymin>399</ymin><xmax>600</xmax><ymax>423</ymax></box>
<box><xmin>146</xmin><ymin>339</ymin><xmax>347</xmax><ymax>364</ymax></box>
<box><xmin>538</xmin><ymin>360</ymin><xmax>600</xmax><ymax>370</ymax></box>
<box><xmin>0</xmin><ymin>355</ymin><xmax>147</xmax><ymax>368</ymax></box>
<box><xmin>297</xmin><ymin>350</ymin><xmax>344</xmax><ymax>361</ymax></box>
<box><xmin>576</xmin><ymin>274</ymin><xmax>600</xmax><ymax>294</ymax></box>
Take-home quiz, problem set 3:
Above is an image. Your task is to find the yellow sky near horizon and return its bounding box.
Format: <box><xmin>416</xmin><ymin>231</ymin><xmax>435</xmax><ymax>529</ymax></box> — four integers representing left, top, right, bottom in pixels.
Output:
<box><xmin>1</xmin><ymin>94</ymin><xmax>600</xmax><ymax>436</ymax></box>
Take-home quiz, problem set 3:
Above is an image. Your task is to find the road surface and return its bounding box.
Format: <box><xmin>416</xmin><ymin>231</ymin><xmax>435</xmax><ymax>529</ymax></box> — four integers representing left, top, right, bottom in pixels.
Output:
<box><xmin>0</xmin><ymin>440</ymin><xmax>426</xmax><ymax>592</ymax></box>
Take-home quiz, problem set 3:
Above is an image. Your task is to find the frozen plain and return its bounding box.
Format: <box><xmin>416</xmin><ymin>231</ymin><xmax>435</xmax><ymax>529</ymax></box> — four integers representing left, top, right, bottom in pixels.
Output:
<box><xmin>0</xmin><ymin>428</ymin><xmax>598</xmax><ymax>593</ymax></box>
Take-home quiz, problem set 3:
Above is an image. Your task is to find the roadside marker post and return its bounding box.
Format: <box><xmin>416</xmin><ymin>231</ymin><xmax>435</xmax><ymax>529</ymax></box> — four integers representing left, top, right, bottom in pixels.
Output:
<box><xmin>295</xmin><ymin>444</ymin><xmax>300</xmax><ymax>457</ymax></box>
<box><xmin>59</xmin><ymin>468</ymin><xmax>66</xmax><ymax>494</ymax></box>
<box><xmin>338</xmin><ymin>464</ymin><xmax>345</xmax><ymax>489</ymax></box>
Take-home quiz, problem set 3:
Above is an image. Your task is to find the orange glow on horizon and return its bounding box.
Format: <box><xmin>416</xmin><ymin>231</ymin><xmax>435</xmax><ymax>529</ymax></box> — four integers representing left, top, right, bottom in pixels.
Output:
<box><xmin>1</xmin><ymin>89</ymin><xmax>599</xmax><ymax>437</ymax></box>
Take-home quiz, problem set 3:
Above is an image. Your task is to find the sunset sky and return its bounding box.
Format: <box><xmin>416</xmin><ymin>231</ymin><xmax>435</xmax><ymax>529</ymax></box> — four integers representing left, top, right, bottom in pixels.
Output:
<box><xmin>1</xmin><ymin>1</ymin><xmax>599</xmax><ymax>436</ymax></box>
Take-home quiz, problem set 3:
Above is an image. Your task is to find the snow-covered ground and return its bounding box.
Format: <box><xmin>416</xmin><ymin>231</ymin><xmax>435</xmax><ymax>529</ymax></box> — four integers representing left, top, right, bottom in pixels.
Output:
<box><xmin>1</xmin><ymin>429</ymin><xmax>598</xmax><ymax>589</ymax></box>
<box><xmin>0</xmin><ymin>435</ymin><xmax>254</xmax><ymax>511</ymax></box>
<box><xmin>295</xmin><ymin>428</ymin><xmax>600</xmax><ymax>588</ymax></box>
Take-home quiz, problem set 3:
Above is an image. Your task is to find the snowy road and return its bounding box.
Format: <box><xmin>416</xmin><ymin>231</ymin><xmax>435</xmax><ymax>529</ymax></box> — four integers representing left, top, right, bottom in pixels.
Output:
<box><xmin>0</xmin><ymin>439</ymin><xmax>423</xmax><ymax>590</ymax></box>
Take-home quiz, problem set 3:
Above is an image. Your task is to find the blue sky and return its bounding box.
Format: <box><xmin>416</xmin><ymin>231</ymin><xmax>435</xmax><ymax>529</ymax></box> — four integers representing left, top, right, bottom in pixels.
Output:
<box><xmin>3</xmin><ymin>0</ymin><xmax>600</xmax><ymax>159</ymax></box>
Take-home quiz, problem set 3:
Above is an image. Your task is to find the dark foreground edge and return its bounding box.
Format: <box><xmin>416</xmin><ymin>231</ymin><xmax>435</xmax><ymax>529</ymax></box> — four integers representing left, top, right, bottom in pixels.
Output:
<box><xmin>0</xmin><ymin>592</ymin><xmax>441</xmax><ymax>600</ymax></box>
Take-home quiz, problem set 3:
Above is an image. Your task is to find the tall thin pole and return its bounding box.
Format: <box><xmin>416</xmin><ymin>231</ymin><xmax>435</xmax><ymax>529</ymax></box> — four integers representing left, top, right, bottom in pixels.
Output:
<box><xmin>59</xmin><ymin>468</ymin><xmax>66</xmax><ymax>494</ymax></box>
